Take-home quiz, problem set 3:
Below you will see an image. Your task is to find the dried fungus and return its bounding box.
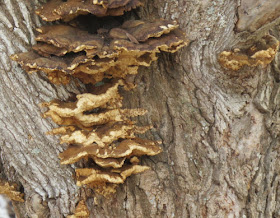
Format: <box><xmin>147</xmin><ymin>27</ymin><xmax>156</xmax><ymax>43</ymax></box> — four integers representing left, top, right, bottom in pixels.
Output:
<box><xmin>49</xmin><ymin>122</ymin><xmax>151</xmax><ymax>147</ymax></box>
<box><xmin>35</xmin><ymin>25</ymin><xmax>104</xmax><ymax>56</ymax></box>
<box><xmin>11</xmin><ymin>20</ymin><xmax>188</xmax><ymax>85</ymax></box>
<box><xmin>76</xmin><ymin>165</ymin><xmax>150</xmax><ymax>196</ymax></box>
<box><xmin>219</xmin><ymin>35</ymin><xmax>279</xmax><ymax>71</ymax></box>
<box><xmin>0</xmin><ymin>181</ymin><xmax>24</xmax><ymax>202</ymax></box>
<box><xmin>10</xmin><ymin>0</ymin><xmax>189</xmax><ymax>202</ymax></box>
<box><xmin>76</xmin><ymin>165</ymin><xmax>150</xmax><ymax>186</ymax></box>
<box><xmin>59</xmin><ymin>138</ymin><xmax>162</xmax><ymax>165</ymax></box>
<box><xmin>35</xmin><ymin>0</ymin><xmax>143</xmax><ymax>22</ymax></box>
<box><xmin>42</xmin><ymin>81</ymin><xmax>147</xmax><ymax>128</ymax></box>
<box><xmin>67</xmin><ymin>200</ymin><xmax>90</xmax><ymax>218</ymax></box>
<box><xmin>42</xmin><ymin>80</ymin><xmax>162</xmax><ymax>196</ymax></box>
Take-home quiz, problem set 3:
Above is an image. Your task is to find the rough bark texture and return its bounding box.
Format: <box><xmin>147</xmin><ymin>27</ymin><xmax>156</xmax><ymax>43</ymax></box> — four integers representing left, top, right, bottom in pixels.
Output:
<box><xmin>1</xmin><ymin>0</ymin><xmax>280</xmax><ymax>217</ymax></box>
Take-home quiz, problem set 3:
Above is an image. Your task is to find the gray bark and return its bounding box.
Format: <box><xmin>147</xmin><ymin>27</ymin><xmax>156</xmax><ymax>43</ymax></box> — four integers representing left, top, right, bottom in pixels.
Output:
<box><xmin>1</xmin><ymin>0</ymin><xmax>280</xmax><ymax>217</ymax></box>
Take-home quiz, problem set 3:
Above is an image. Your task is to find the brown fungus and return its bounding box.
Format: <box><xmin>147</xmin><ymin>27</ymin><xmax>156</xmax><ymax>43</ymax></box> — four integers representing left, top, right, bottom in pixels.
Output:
<box><xmin>43</xmin><ymin>96</ymin><xmax>146</xmax><ymax>128</ymax></box>
<box><xmin>32</xmin><ymin>43</ymin><xmax>68</xmax><ymax>57</ymax></box>
<box><xmin>75</xmin><ymin>165</ymin><xmax>150</xmax><ymax>196</ymax></box>
<box><xmin>11</xmin><ymin>20</ymin><xmax>188</xmax><ymax>85</ymax></box>
<box><xmin>35</xmin><ymin>25</ymin><xmax>104</xmax><ymax>57</ymax></box>
<box><xmin>35</xmin><ymin>0</ymin><xmax>143</xmax><ymax>22</ymax></box>
<box><xmin>33</xmin><ymin>20</ymin><xmax>182</xmax><ymax>56</ymax></box>
<box><xmin>218</xmin><ymin>35</ymin><xmax>279</xmax><ymax>71</ymax></box>
<box><xmin>49</xmin><ymin>122</ymin><xmax>152</xmax><ymax>147</ymax></box>
<box><xmin>10</xmin><ymin>51</ymin><xmax>90</xmax><ymax>74</ymax></box>
<box><xmin>120</xmin><ymin>19</ymin><xmax>179</xmax><ymax>42</ymax></box>
<box><xmin>41</xmin><ymin>80</ymin><xmax>162</xmax><ymax>196</ymax></box>
<box><xmin>76</xmin><ymin>165</ymin><xmax>149</xmax><ymax>186</ymax></box>
<box><xmin>59</xmin><ymin>138</ymin><xmax>162</xmax><ymax>165</ymax></box>
<box><xmin>0</xmin><ymin>181</ymin><xmax>24</xmax><ymax>202</ymax></box>
<box><xmin>10</xmin><ymin>0</ymin><xmax>188</xmax><ymax>202</ymax></box>
<box><xmin>93</xmin><ymin>0</ymin><xmax>109</xmax><ymax>8</ymax></box>
<box><xmin>67</xmin><ymin>200</ymin><xmax>90</xmax><ymax>218</ymax></box>
<box><xmin>92</xmin><ymin>156</ymin><xmax>126</xmax><ymax>168</ymax></box>
<box><xmin>42</xmin><ymin>81</ymin><xmax>161</xmax><ymax>156</ymax></box>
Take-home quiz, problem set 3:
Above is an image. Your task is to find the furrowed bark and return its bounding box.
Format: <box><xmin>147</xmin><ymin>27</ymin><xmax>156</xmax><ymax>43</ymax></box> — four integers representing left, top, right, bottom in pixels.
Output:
<box><xmin>1</xmin><ymin>0</ymin><xmax>280</xmax><ymax>217</ymax></box>
<box><xmin>0</xmin><ymin>1</ymin><xmax>84</xmax><ymax>217</ymax></box>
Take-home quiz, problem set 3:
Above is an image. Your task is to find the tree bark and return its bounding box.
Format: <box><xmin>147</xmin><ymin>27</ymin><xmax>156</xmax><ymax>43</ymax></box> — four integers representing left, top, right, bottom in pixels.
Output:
<box><xmin>1</xmin><ymin>0</ymin><xmax>280</xmax><ymax>217</ymax></box>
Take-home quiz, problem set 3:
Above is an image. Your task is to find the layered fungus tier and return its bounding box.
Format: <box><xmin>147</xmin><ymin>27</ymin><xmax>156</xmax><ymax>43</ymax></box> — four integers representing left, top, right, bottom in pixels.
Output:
<box><xmin>11</xmin><ymin>19</ymin><xmax>188</xmax><ymax>85</ymax></box>
<box><xmin>42</xmin><ymin>80</ymin><xmax>162</xmax><ymax>196</ymax></box>
<box><xmin>10</xmin><ymin>0</ymin><xmax>189</xmax><ymax>202</ymax></box>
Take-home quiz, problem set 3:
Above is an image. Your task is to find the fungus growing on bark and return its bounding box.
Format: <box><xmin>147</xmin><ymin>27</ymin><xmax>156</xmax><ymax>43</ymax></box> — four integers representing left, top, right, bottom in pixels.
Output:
<box><xmin>10</xmin><ymin>0</ymin><xmax>189</xmax><ymax>203</ymax></box>
<box><xmin>75</xmin><ymin>165</ymin><xmax>147</xmax><ymax>186</ymax></box>
<box><xmin>218</xmin><ymin>35</ymin><xmax>279</xmax><ymax>71</ymax></box>
<box><xmin>35</xmin><ymin>0</ymin><xmax>143</xmax><ymax>22</ymax></box>
<box><xmin>76</xmin><ymin>165</ymin><xmax>150</xmax><ymax>196</ymax></box>
<box><xmin>11</xmin><ymin>20</ymin><xmax>188</xmax><ymax>85</ymax></box>
<box><xmin>50</xmin><ymin>122</ymin><xmax>151</xmax><ymax>147</ymax></box>
<box><xmin>42</xmin><ymin>80</ymin><xmax>162</xmax><ymax>196</ymax></box>
<box><xmin>67</xmin><ymin>200</ymin><xmax>90</xmax><ymax>218</ymax></box>
<box><xmin>42</xmin><ymin>81</ymin><xmax>147</xmax><ymax>128</ymax></box>
<box><xmin>0</xmin><ymin>181</ymin><xmax>24</xmax><ymax>202</ymax></box>
<box><xmin>34</xmin><ymin>25</ymin><xmax>104</xmax><ymax>57</ymax></box>
<box><xmin>59</xmin><ymin>138</ymin><xmax>162</xmax><ymax>165</ymax></box>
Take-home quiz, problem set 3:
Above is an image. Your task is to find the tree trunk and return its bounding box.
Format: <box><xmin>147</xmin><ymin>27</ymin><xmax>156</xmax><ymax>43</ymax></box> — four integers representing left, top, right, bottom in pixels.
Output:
<box><xmin>1</xmin><ymin>0</ymin><xmax>280</xmax><ymax>217</ymax></box>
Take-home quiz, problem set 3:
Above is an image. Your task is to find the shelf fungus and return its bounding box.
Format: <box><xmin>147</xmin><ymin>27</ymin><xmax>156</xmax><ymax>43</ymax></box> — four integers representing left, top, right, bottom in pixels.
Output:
<box><xmin>0</xmin><ymin>181</ymin><xmax>24</xmax><ymax>202</ymax></box>
<box><xmin>76</xmin><ymin>165</ymin><xmax>150</xmax><ymax>197</ymax></box>
<box><xmin>42</xmin><ymin>80</ymin><xmax>162</xmax><ymax>196</ymax></box>
<box><xmin>67</xmin><ymin>200</ymin><xmax>90</xmax><ymax>218</ymax></box>
<box><xmin>59</xmin><ymin>138</ymin><xmax>162</xmax><ymax>165</ymax></box>
<box><xmin>218</xmin><ymin>35</ymin><xmax>279</xmax><ymax>71</ymax></box>
<box><xmin>42</xmin><ymin>81</ymin><xmax>147</xmax><ymax>128</ymax></box>
<box><xmin>35</xmin><ymin>0</ymin><xmax>143</xmax><ymax>22</ymax></box>
<box><xmin>11</xmin><ymin>19</ymin><xmax>188</xmax><ymax>85</ymax></box>
<box><xmin>10</xmin><ymin>0</ymin><xmax>188</xmax><ymax>204</ymax></box>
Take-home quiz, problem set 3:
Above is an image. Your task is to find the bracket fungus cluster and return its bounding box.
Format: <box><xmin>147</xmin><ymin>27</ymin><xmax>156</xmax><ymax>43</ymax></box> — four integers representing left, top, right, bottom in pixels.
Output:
<box><xmin>36</xmin><ymin>0</ymin><xmax>144</xmax><ymax>22</ymax></box>
<box><xmin>218</xmin><ymin>35</ymin><xmax>279</xmax><ymax>71</ymax></box>
<box><xmin>42</xmin><ymin>80</ymin><xmax>162</xmax><ymax>196</ymax></box>
<box><xmin>11</xmin><ymin>0</ymin><xmax>188</xmax><ymax>205</ymax></box>
<box><xmin>11</xmin><ymin>18</ymin><xmax>188</xmax><ymax>85</ymax></box>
